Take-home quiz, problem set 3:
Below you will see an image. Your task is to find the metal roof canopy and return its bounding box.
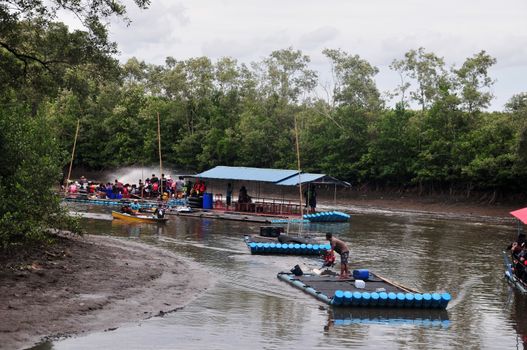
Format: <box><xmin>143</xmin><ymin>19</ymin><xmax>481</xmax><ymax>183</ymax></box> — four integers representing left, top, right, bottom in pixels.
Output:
<box><xmin>194</xmin><ymin>166</ymin><xmax>350</xmax><ymax>187</ymax></box>
<box><xmin>194</xmin><ymin>166</ymin><xmax>299</xmax><ymax>183</ymax></box>
<box><xmin>276</xmin><ymin>173</ymin><xmax>351</xmax><ymax>187</ymax></box>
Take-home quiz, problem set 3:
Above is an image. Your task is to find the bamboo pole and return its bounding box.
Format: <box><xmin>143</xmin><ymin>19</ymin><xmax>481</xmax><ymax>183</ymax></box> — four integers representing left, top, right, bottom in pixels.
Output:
<box><xmin>64</xmin><ymin>119</ymin><xmax>80</xmax><ymax>192</ymax></box>
<box><xmin>157</xmin><ymin>112</ymin><xmax>163</xmax><ymax>197</ymax></box>
<box><xmin>375</xmin><ymin>273</ymin><xmax>421</xmax><ymax>294</ymax></box>
<box><xmin>294</xmin><ymin>114</ymin><xmax>304</xmax><ymax>218</ymax></box>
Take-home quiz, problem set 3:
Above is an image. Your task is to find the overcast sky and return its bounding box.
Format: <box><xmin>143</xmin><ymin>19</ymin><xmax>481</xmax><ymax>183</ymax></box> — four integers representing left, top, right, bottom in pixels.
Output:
<box><xmin>98</xmin><ymin>0</ymin><xmax>527</xmax><ymax>110</ymax></box>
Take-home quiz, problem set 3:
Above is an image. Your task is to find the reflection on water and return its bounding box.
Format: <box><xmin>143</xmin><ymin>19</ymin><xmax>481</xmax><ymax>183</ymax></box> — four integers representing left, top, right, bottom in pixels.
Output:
<box><xmin>38</xmin><ymin>204</ymin><xmax>526</xmax><ymax>350</ymax></box>
<box><xmin>509</xmin><ymin>290</ymin><xmax>527</xmax><ymax>349</ymax></box>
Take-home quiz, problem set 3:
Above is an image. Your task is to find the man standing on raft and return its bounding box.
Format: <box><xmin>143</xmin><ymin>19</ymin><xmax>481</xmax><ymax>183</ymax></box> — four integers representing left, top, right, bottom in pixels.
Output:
<box><xmin>326</xmin><ymin>232</ymin><xmax>350</xmax><ymax>279</ymax></box>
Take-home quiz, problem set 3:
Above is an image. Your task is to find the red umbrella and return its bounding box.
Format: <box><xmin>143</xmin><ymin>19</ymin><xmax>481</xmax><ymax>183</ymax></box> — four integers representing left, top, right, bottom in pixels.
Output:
<box><xmin>510</xmin><ymin>207</ymin><xmax>527</xmax><ymax>224</ymax></box>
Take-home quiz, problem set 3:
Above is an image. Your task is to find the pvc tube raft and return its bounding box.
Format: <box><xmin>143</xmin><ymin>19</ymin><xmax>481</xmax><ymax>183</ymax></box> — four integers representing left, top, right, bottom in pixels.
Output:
<box><xmin>277</xmin><ymin>272</ymin><xmax>451</xmax><ymax>310</ymax></box>
<box><xmin>247</xmin><ymin>239</ymin><xmax>328</xmax><ymax>255</ymax></box>
<box><xmin>277</xmin><ymin>273</ymin><xmax>331</xmax><ymax>304</ymax></box>
<box><xmin>303</xmin><ymin>211</ymin><xmax>351</xmax><ymax>223</ymax></box>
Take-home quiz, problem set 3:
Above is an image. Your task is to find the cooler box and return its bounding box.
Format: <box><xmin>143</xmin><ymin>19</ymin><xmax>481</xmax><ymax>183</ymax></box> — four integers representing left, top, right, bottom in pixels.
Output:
<box><xmin>353</xmin><ymin>269</ymin><xmax>370</xmax><ymax>280</ymax></box>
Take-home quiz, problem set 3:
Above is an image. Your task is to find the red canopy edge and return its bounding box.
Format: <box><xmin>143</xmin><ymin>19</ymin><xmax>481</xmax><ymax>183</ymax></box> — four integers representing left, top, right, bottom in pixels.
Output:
<box><xmin>510</xmin><ymin>207</ymin><xmax>527</xmax><ymax>224</ymax></box>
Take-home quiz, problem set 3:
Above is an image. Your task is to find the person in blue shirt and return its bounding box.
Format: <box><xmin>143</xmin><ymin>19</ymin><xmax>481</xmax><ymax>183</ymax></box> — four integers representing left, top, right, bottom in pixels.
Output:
<box><xmin>130</xmin><ymin>199</ymin><xmax>141</xmax><ymax>213</ymax></box>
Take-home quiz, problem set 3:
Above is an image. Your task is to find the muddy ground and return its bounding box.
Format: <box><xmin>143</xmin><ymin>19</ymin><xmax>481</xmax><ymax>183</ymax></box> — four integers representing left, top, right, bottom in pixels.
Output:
<box><xmin>0</xmin><ymin>234</ymin><xmax>210</xmax><ymax>350</ymax></box>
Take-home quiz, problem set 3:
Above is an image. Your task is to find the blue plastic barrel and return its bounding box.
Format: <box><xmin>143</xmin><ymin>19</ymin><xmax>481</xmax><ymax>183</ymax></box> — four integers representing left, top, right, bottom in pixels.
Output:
<box><xmin>370</xmin><ymin>292</ymin><xmax>379</xmax><ymax>306</ymax></box>
<box><xmin>361</xmin><ymin>292</ymin><xmax>371</xmax><ymax>306</ymax></box>
<box><xmin>353</xmin><ymin>269</ymin><xmax>369</xmax><ymax>280</ymax></box>
<box><xmin>431</xmin><ymin>293</ymin><xmax>441</xmax><ymax>308</ymax></box>
<box><xmin>396</xmin><ymin>293</ymin><xmax>406</xmax><ymax>306</ymax></box>
<box><xmin>405</xmin><ymin>293</ymin><xmax>414</xmax><ymax>307</ymax></box>
<box><xmin>343</xmin><ymin>291</ymin><xmax>353</xmax><ymax>305</ymax></box>
<box><xmin>422</xmin><ymin>293</ymin><xmax>432</xmax><ymax>307</ymax></box>
<box><xmin>387</xmin><ymin>292</ymin><xmax>397</xmax><ymax>306</ymax></box>
<box><xmin>333</xmin><ymin>290</ymin><xmax>344</xmax><ymax>305</ymax></box>
<box><xmin>202</xmin><ymin>193</ymin><xmax>213</xmax><ymax>209</ymax></box>
<box><xmin>352</xmin><ymin>291</ymin><xmax>362</xmax><ymax>305</ymax></box>
<box><xmin>414</xmin><ymin>293</ymin><xmax>423</xmax><ymax>307</ymax></box>
<box><xmin>440</xmin><ymin>293</ymin><xmax>451</xmax><ymax>309</ymax></box>
<box><xmin>378</xmin><ymin>292</ymin><xmax>388</xmax><ymax>306</ymax></box>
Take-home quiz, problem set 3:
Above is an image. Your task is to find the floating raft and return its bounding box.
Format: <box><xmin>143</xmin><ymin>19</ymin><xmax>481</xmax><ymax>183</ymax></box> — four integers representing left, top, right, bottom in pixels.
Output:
<box><xmin>270</xmin><ymin>218</ymin><xmax>310</xmax><ymax>224</ymax></box>
<box><xmin>63</xmin><ymin>196</ymin><xmax>187</xmax><ymax>209</ymax></box>
<box><xmin>277</xmin><ymin>271</ymin><xmax>451</xmax><ymax>309</ymax></box>
<box><xmin>331</xmin><ymin>307</ymin><xmax>449</xmax><ymax>327</ymax></box>
<box><xmin>303</xmin><ymin>211</ymin><xmax>350</xmax><ymax>223</ymax></box>
<box><xmin>244</xmin><ymin>235</ymin><xmax>330</xmax><ymax>255</ymax></box>
<box><xmin>503</xmin><ymin>251</ymin><xmax>527</xmax><ymax>293</ymax></box>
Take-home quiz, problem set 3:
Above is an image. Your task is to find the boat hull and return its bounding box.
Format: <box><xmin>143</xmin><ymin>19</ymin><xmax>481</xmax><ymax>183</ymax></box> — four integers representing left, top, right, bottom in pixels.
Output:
<box><xmin>111</xmin><ymin>211</ymin><xmax>168</xmax><ymax>224</ymax></box>
<box><xmin>503</xmin><ymin>251</ymin><xmax>527</xmax><ymax>294</ymax></box>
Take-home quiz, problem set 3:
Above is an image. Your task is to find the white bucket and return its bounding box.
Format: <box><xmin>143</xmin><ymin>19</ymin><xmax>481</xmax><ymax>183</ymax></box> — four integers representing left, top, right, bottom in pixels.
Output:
<box><xmin>354</xmin><ymin>279</ymin><xmax>366</xmax><ymax>289</ymax></box>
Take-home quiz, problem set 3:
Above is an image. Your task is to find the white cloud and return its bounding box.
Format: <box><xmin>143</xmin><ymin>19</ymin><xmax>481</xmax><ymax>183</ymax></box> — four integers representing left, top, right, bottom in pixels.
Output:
<box><xmin>58</xmin><ymin>0</ymin><xmax>527</xmax><ymax>110</ymax></box>
<box><xmin>298</xmin><ymin>26</ymin><xmax>339</xmax><ymax>50</ymax></box>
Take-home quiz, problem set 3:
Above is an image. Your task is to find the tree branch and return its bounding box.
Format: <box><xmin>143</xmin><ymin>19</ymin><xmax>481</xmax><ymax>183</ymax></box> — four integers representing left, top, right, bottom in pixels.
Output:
<box><xmin>0</xmin><ymin>41</ymin><xmax>53</xmax><ymax>73</ymax></box>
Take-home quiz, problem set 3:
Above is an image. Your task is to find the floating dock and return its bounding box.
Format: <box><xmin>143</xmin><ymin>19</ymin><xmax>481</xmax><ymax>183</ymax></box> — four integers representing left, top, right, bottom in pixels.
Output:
<box><xmin>63</xmin><ymin>196</ymin><xmax>186</xmax><ymax>209</ymax></box>
<box><xmin>277</xmin><ymin>271</ymin><xmax>451</xmax><ymax>309</ymax></box>
<box><xmin>244</xmin><ymin>235</ymin><xmax>330</xmax><ymax>255</ymax></box>
<box><xmin>303</xmin><ymin>211</ymin><xmax>351</xmax><ymax>223</ymax></box>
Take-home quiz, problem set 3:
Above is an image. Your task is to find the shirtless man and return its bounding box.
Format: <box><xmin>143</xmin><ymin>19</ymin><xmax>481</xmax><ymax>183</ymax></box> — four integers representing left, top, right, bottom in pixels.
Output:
<box><xmin>326</xmin><ymin>232</ymin><xmax>350</xmax><ymax>279</ymax></box>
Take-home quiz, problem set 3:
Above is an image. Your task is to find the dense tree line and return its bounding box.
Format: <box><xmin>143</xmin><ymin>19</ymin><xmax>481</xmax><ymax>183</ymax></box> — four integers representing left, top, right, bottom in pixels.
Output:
<box><xmin>2</xmin><ymin>1</ymin><xmax>527</xmax><ymax>247</ymax></box>
<box><xmin>48</xmin><ymin>48</ymin><xmax>527</xmax><ymax>198</ymax></box>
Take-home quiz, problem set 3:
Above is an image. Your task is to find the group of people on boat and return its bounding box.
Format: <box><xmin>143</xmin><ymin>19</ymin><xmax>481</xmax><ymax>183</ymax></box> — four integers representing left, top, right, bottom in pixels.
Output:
<box><xmin>508</xmin><ymin>233</ymin><xmax>527</xmax><ymax>284</ymax></box>
<box><xmin>120</xmin><ymin>200</ymin><xmax>166</xmax><ymax>219</ymax></box>
<box><xmin>66</xmin><ymin>174</ymin><xmax>206</xmax><ymax>202</ymax></box>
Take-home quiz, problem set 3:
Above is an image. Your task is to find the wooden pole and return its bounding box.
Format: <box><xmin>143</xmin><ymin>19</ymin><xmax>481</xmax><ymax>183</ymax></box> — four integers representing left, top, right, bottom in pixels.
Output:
<box><xmin>294</xmin><ymin>114</ymin><xmax>304</xmax><ymax>218</ymax></box>
<box><xmin>375</xmin><ymin>273</ymin><xmax>421</xmax><ymax>294</ymax></box>
<box><xmin>64</xmin><ymin>119</ymin><xmax>80</xmax><ymax>192</ymax></box>
<box><xmin>157</xmin><ymin>112</ymin><xmax>163</xmax><ymax>197</ymax></box>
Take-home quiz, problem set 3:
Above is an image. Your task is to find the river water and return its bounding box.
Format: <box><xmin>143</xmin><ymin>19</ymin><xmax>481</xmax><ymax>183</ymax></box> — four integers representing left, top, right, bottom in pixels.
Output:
<box><xmin>36</xmin><ymin>203</ymin><xmax>526</xmax><ymax>350</ymax></box>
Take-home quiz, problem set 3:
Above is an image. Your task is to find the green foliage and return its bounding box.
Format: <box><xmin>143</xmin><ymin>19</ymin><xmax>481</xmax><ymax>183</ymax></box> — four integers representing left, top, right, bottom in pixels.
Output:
<box><xmin>390</xmin><ymin>47</ymin><xmax>447</xmax><ymax>111</ymax></box>
<box><xmin>44</xmin><ymin>49</ymin><xmax>525</xmax><ymax>197</ymax></box>
<box><xmin>0</xmin><ymin>99</ymin><xmax>80</xmax><ymax>248</ymax></box>
<box><xmin>323</xmin><ymin>48</ymin><xmax>382</xmax><ymax>111</ymax></box>
<box><xmin>453</xmin><ymin>51</ymin><xmax>496</xmax><ymax>114</ymax></box>
<box><xmin>0</xmin><ymin>0</ymin><xmax>150</xmax><ymax>248</ymax></box>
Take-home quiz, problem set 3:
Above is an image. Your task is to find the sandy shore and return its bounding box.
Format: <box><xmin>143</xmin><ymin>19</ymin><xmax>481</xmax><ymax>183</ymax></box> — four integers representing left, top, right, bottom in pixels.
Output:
<box><xmin>0</xmin><ymin>234</ymin><xmax>210</xmax><ymax>350</ymax></box>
